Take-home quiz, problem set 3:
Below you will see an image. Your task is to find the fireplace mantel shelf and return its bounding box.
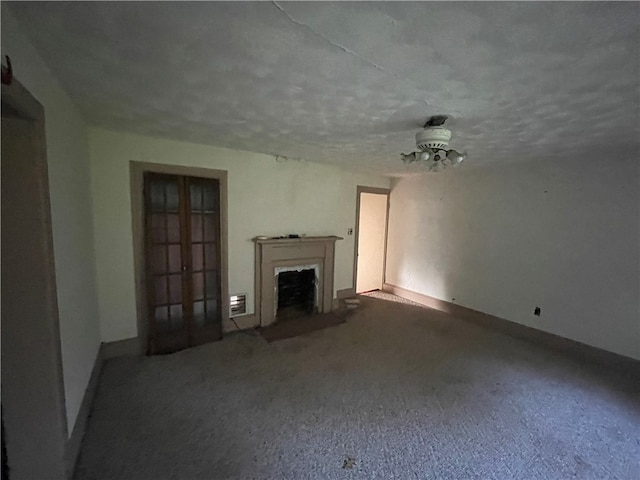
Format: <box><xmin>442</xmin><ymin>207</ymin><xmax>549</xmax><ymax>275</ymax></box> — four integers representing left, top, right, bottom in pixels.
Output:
<box><xmin>254</xmin><ymin>236</ymin><xmax>343</xmax><ymax>245</ymax></box>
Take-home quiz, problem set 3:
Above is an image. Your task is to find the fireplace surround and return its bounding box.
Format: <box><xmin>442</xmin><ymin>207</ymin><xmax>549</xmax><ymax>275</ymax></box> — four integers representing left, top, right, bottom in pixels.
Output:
<box><xmin>254</xmin><ymin>236</ymin><xmax>342</xmax><ymax>327</ymax></box>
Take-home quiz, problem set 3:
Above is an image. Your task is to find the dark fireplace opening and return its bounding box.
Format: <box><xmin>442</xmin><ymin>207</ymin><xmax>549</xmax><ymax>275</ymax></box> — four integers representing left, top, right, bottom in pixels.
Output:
<box><xmin>277</xmin><ymin>269</ymin><xmax>316</xmax><ymax>320</ymax></box>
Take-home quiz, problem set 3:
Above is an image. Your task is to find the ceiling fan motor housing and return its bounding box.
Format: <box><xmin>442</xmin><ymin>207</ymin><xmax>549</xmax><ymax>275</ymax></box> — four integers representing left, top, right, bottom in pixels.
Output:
<box><xmin>415</xmin><ymin>127</ymin><xmax>452</xmax><ymax>151</ymax></box>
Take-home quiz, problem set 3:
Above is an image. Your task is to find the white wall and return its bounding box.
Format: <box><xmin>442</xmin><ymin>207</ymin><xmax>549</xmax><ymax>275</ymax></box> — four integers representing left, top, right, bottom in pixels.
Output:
<box><xmin>89</xmin><ymin>128</ymin><xmax>390</xmax><ymax>342</ymax></box>
<box><xmin>386</xmin><ymin>157</ymin><xmax>640</xmax><ymax>359</ymax></box>
<box><xmin>2</xmin><ymin>7</ymin><xmax>101</xmax><ymax>433</ymax></box>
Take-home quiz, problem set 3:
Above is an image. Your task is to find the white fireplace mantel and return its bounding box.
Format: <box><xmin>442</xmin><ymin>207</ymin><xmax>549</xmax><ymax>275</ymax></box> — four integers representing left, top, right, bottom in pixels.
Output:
<box><xmin>254</xmin><ymin>236</ymin><xmax>342</xmax><ymax>327</ymax></box>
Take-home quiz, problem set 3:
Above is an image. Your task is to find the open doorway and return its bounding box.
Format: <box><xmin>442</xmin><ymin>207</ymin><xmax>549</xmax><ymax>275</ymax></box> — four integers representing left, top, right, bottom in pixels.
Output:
<box><xmin>354</xmin><ymin>187</ymin><xmax>390</xmax><ymax>294</ymax></box>
<box><xmin>2</xmin><ymin>81</ymin><xmax>68</xmax><ymax>478</ymax></box>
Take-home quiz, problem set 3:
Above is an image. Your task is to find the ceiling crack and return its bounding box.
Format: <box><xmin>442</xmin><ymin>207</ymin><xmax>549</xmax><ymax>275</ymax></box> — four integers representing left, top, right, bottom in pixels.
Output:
<box><xmin>272</xmin><ymin>1</ymin><xmax>399</xmax><ymax>78</ymax></box>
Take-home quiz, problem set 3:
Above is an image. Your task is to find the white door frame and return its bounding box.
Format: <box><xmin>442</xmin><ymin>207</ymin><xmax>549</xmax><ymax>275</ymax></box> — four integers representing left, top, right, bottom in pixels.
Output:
<box><xmin>2</xmin><ymin>79</ymin><xmax>68</xmax><ymax>479</ymax></box>
<box><xmin>352</xmin><ymin>186</ymin><xmax>391</xmax><ymax>294</ymax></box>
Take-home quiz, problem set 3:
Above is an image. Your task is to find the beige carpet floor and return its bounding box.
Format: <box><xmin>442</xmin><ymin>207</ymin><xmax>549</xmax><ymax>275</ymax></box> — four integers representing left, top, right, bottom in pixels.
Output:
<box><xmin>75</xmin><ymin>294</ymin><xmax>639</xmax><ymax>479</ymax></box>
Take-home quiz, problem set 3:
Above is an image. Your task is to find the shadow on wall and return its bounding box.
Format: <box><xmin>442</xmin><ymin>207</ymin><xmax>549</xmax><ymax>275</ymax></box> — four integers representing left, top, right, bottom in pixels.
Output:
<box><xmin>385</xmin><ymin>175</ymin><xmax>453</xmax><ymax>301</ymax></box>
<box><xmin>385</xmin><ymin>157</ymin><xmax>640</xmax><ymax>358</ymax></box>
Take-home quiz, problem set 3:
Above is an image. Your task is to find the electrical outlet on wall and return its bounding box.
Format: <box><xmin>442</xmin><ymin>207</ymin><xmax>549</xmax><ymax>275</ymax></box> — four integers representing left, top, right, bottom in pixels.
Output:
<box><xmin>534</xmin><ymin>306</ymin><xmax>541</xmax><ymax>316</ymax></box>
<box><xmin>347</xmin><ymin>228</ymin><xmax>353</xmax><ymax>235</ymax></box>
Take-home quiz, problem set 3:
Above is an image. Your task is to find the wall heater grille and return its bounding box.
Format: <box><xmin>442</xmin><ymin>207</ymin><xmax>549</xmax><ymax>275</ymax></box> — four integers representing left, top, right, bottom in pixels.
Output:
<box><xmin>229</xmin><ymin>294</ymin><xmax>247</xmax><ymax>317</ymax></box>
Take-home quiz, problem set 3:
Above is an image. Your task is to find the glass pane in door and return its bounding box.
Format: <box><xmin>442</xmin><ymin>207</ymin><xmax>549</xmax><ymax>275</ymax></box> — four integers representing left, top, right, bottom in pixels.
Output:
<box><xmin>150</xmin><ymin>182</ymin><xmax>165</xmax><ymax>211</ymax></box>
<box><xmin>193</xmin><ymin>301</ymin><xmax>205</xmax><ymax>327</ymax></box>
<box><xmin>205</xmin><ymin>271</ymin><xmax>218</xmax><ymax>298</ymax></box>
<box><xmin>204</xmin><ymin>215</ymin><xmax>217</xmax><ymax>241</ymax></box>
<box><xmin>152</xmin><ymin>245</ymin><xmax>167</xmax><ymax>274</ymax></box>
<box><xmin>203</xmin><ymin>184</ymin><xmax>216</xmax><ymax>212</ymax></box>
<box><xmin>168</xmin><ymin>274</ymin><xmax>182</xmax><ymax>304</ymax></box>
<box><xmin>151</xmin><ymin>214</ymin><xmax>167</xmax><ymax>243</ymax></box>
<box><xmin>166</xmin><ymin>214</ymin><xmax>181</xmax><ymax>243</ymax></box>
<box><xmin>167</xmin><ymin>245</ymin><xmax>182</xmax><ymax>273</ymax></box>
<box><xmin>192</xmin><ymin>272</ymin><xmax>204</xmax><ymax>301</ymax></box>
<box><xmin>165</xmin><ymin>181</ymin><xmax>179</xmax><ymax>212</ymax></box>
<box><xmin>191</xmin><ymin>215</ymin><xmax>203</xmax><ymax>242</ymax></box>
<box><xmin>154</xmin><ymin>276</ymin><xmax>167</xmax><ymax>305</ymax></box>
<box><xmin>204</xmin><ymin>243</ymin><xmax>217</xmax><ymax>269</ymax></box>
<box><xmin>205</xmin><ymin>299</ymin><xmax>219</xmax><ymax>324</ymax></box>
<box><xmin>154</xmin><ymin>306</ymin><xmax>169</xmax><ymax>333</ymax></box>
<box><xmin>192</xmin><ymin>244</ymin><xmax>204</xmax><ymax>272</ymax></box>
<box><xmin>190</xmin><ymin>183</ymin><xmax>203</xmax><ymax>212</ymax></box>
<box><xmin>169</xmin><ymin>305</ymin><xmax>183</xmax><ymax>332</ymax></box>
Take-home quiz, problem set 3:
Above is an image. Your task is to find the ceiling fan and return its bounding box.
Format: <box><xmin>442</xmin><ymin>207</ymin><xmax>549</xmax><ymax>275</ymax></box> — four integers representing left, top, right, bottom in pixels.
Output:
<box><xmin>401</xmin><ymin>115</ymin><xmax>467</xmax><ymax>172</ymax></box>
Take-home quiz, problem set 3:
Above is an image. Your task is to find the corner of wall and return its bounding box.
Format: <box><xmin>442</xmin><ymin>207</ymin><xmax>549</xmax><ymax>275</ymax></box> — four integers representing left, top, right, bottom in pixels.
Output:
<box><xmin>2</xmin><ymin>4</ymin><xmax>103</xmax><ymax>434</ymax></box>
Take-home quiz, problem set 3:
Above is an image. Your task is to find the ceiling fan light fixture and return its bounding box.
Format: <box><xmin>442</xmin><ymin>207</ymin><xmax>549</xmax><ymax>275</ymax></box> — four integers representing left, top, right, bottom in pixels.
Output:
<box><xmin>415</xmin><ymin>127</ymin><xmax>452</xmax><ymax>151</ymax></box>
<box><xmin>429</xmin><ymin>161</ymin><xmax>443</xmax><ymax>172</ymax></box>
<box><xmin>446</xmin><ymin>149</ymin><xmax>467</xmax><ymax>164</ymax></box>
<box><xmin>400</xmin><ymin>152</ymin><xmax>417</xmax><ymax>164</ymax></box>
<box><xmin>401</xmin><ymin>115</ymin><xmax>468</xmax><ymax>172</ymax></box>
<box><xmin>418</xmin><ymin>150</ymin><xmax>432</xmax><ymax>162</ymax></box>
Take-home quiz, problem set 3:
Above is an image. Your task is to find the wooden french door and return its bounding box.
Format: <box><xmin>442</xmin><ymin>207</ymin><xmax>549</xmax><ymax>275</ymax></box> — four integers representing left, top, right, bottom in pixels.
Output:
<box><xmin>144</xmin><ymin>173</ymin><xmax>222</xmax><ymax>354</ymax></box>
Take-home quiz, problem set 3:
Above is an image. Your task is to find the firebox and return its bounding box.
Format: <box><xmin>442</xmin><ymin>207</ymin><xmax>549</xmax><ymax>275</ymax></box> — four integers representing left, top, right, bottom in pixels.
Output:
<box><xmin>276</xmin><ymin>269</ymin><xmax>317</xmax><ymax>319</ymax></box>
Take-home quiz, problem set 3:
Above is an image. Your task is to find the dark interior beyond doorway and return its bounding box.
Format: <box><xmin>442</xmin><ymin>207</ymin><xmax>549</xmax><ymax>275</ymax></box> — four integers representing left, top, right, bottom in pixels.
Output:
<box><xmin>277</xmin><ymin>269</ymin><xmax>316</xmax><ymax>320</ymax></box>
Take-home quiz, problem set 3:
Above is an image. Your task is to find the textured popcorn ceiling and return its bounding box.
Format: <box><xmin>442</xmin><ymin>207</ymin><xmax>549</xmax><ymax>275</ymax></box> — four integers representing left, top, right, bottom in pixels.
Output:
<box><xmin>8</xmin><ymin>2</ymin><xmax>640</xmax><ymax>176</ymax></box>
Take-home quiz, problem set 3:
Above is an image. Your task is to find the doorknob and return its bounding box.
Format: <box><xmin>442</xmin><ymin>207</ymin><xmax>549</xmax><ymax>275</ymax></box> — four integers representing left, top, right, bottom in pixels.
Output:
<box><xmin>181</xmin><ymin>265</ymin><xmax>187</xmax><ymax>272</ymax></box>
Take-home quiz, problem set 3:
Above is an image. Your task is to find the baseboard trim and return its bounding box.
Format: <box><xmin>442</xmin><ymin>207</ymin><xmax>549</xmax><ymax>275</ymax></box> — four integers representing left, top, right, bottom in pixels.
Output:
<box><xmin>101</xmin><ymin>337</ymin><xmax>143</xmax><ymax>360</ymax></box>
<box><xmin>383</xmin><ymin>283</ymin><xmax>460</xmax><ymax>315</ymax></box>
<box><xmin>383</xmin><ymin>283</ymin><xmax>640</xmax><ymax>372</ymax></box>
<box><xmin>66</xmin><ymin>337</ymin><xmax>145</xmax><ymax>476</ymax></box>
<box><xmin>101</xmin><ymin>318</ymin><xmax>263</xmax><ymax>349</ymax></box>
<box><xmin>64</xmin><ymin>346</ymin><xmax>104</xmax><ymax>477</ymax></box>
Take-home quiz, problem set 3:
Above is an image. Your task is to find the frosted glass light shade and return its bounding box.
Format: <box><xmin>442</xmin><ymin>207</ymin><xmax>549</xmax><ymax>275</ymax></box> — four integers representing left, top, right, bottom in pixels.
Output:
<box><xmin>418</xmin><ymin>150</ymin><xmax>432</xmax><ymax>162</ymax></box>
<box><xmin>401</xmin><ymin>152</ymin><xmax>417</xmax><ymax>164</ymax></box>
<box><xmin>402</xmin><ymin>148</ymin><xmax>467</xmax><ymax>172</ymax></box>
<box><xmin>446</xmin><ymin>149</ymin><xmax>467</xmax><ymax>164</ymax></box>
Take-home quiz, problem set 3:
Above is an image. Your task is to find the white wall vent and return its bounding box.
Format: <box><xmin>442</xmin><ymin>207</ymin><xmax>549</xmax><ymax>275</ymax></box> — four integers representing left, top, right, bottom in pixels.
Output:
<box><xmin>229</xmin><ymin>294</ymin><xmax>247</xmax><ymax>317</ymax></box>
